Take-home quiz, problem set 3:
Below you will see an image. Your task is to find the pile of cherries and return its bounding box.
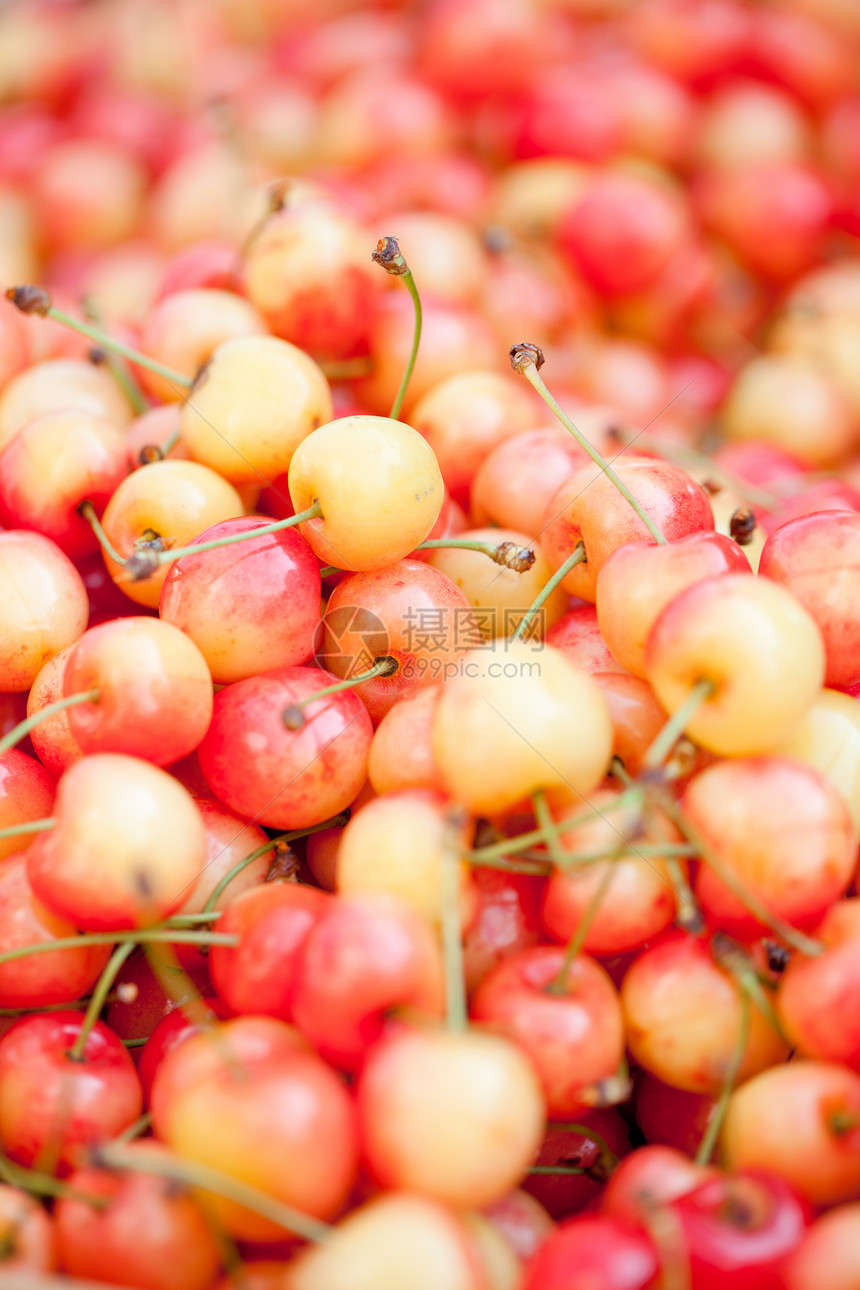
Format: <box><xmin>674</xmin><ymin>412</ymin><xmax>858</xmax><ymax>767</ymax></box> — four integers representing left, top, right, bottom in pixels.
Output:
<box><xmin>4</xmin><ymin>0</ymin><xmax>860</xmax><ymax>1286</ymax></box>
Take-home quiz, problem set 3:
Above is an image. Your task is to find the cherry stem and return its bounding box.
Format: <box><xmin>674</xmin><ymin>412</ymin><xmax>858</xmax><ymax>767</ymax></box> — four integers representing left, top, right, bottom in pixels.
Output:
<box><xmin>145</xmin><ymin>940</ymin><xmax>216</xmax><ymax>1032</ymax></box>
<box><xmin>829</xmin><ymin>1110</ymin><xmax>860</xmax><ymax>1137</ymax></box>
<box><xmin>0</xmin><ymin>817</ymin><xmax>55</xmax><ymax>843</ymax></box>
<box><xmin>94</xmin><ymin>1142</ymin><xmax>331</xmax><ymax>1244</ymax></box>
<box><xmin>318</xmin><ymin>357</ymin><xmax>372</xmax><ymax>380</ymax></box>
<box><xmin>82</xmin><ymin>296</ymin><xmax>149</xmax><ymax>416</ymax></box>
<box><xmin>641</xmin><ymin>678</ymin><xmax>715</xmax><ymax>772</ymax></box>
<box><xmin>78</xmin><ymin>500</ymin><xmax>127</xmax><ymax>567</ymax></box>
<box><xmin>4</xmin><ymin>289</ymin><xmax>193</xmax><ymax>392</ymax></box>
<box><xmin>659</xmin><ymin>795</ymin><xmax>825</xmax><ymax>958</ymax></box>
<box><xmin>0</xmin><ymin>928</ymin><xmax>238</xmax><ymax>968</ymax></box>
<box><xmin>712</xmin><ymin>932</ymin><xmax>789</xmax><ymax>1046</ymax></box>
<box><xmin>414</xmin><ymin>538</ymin><xmax>536</xmax><ymax>572</ymax></box>
<box><xmin>528</xmin><ymin>1165</ymin><xmax>588</xmax><ymax>1175</ymax></box>
<box><xmin>465</xmin><ymin>788</ymin><xmax>642</xmax><ymax>863</ymax></box>
<box><xmin>510</xmin><ymin>345</ymin><xmax>667</xmax><ymax>545</ymax></box>
<box><xmin>0</xmin><ymin>689</ymin><xmax>99</xmax><ymax>758</ymax></box>
<box><xmin>201</xmin><ymin>813</ymin><xmax>348</xmax><ymax>915</ymax></box>
<box><xmin>510</xmin><ymin>541</ymin><xmax>587</xmax><ymax>642</ymax></box>
<box><xmin>532</xmin><ymin>790</ymin><xmax>567</xmax><ymax>869</ymax></box>
<box><xmin>442</xmin><ymin>811</ymin><xmax>468</xmax><ymax>1033</ymax></box>
<box><xmin>546</xmin><ymin>845</ymin><xmax>623</xmax><ymax>994</ymax></box>
<box><xmin>155</xmin><ymin>424</ymin><xmax>181</xmax><ymax>460</ymax></box>
<box><xmin>372</xmin><ymin>237</ymin><xmax>422</xmax><ymax>422</ymax></box>
<box><xmin>0</xmin><ymin>1149</ymin><xmax>107</xmax><ymax>1209</ymax></box>
<box><xmin>282</xmin><ymin>658</ymin><xmax>398</xmax><ymax>730</ymax></box>
<box><xmin>664</xmin><ymin>854</ymin><xmax>704</xmax><ymax>934</ymax></box>
<box><xmin>67</xmin><ymin>941</ymin><xmax>136</xmax><ymax>1063</ymax></box>
<box><xmin>148</xmin><ymin>501</ymin><xmax>323</xmax><ymax>573</ymax></box>
<box><xmin>695</xmin><ymin>985</ymin><xmax>751</xmax><ymax>1166</ymax></box>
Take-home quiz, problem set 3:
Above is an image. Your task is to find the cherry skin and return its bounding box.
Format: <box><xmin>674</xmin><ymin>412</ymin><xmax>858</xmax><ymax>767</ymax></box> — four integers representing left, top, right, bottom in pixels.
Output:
<box><xmin>602</xmin><ymin>1144</ymin><xmax>717</xmax><ymax>1225</ymax></box>
<box><xmin>288</xmin><ymin>415</ymin><xmax>445</xmax><ymax>572</ymax></box>
<box><xmin>0</xmin><ymin>1183</ymin><xmax>56</xmax><ymax>1272</ymax></box>
<box><xmin>596</xmin><ymin>531</ymin><xmax>751</xmax><ymax>679</ymax></box>
<box><xmin>463</xmin><ymin>866</ymin><xmax>545</xmax><ymax>996</ymax></box>
<box><xmin>290</xmin><ymin>893</ymin><xmax>445</xmax><ymax>1073</ymax></box>
<box><xmin>621</xmin><ymin>931</ymin><xmax>788</xmax><ymax>1096</ymax></box>
<box><xmin>0</xmin><ymin>408</ymin><xmax>129</xmax><ymax>558</ymax></box>
<box><xmin>63</xmin><ymin>616</ymin><xmax>214</xmax><ymax>767</ymax></box>
<box><xmin>336</xmin><ymin>788</ymin><xmax>476</xmax><ymax>927</ymax></box>
<box><xmin>524</xmin><ymin>1110</ymin><xmax>631</xmax><ymax>1221</ymax></box>
<box><xmin>136</xmin><ymin>996</ymin><xmax>232</xmax><ymax>1104</ymax></box>
<box><xmin>684</xmin><ymin>757</ymin><xmax>856</xmax><ymax>941</ymax></box>
<box><xmin>644</xmin><ymin>574</ymin><xmax>826</xmax><ymax>756</ymax></box>
<box><xmin>179</xmin><ymin>334</ymin><xmax>334</xmax><ymax>486</ymax></box>
<box><xmin>98</xmin><ymin>458</ymin><xmax>244</xmax><ymax>609</ymax></box>
<box><xmin>26</xmin><ymin>645</ymin><xmax>85</xmax><ymax>778</ymax></box>
<box><xmin>0</xmin><ymin>1012</ymin><xmax>142</xmax><ymax>1174</ymax></box>
<box><xmin>470</xmin><ymin>425</ymin><xmax>588</xmax><ymax>537</ymax></box>
<box><xmin>545</xmin><ymin>604</ymin><xmax>629</xmax><ymax>676</ymax></box>
<box><xmin>669</xmin><ymin>1169</ymin><xmax>812</xmax><ymax>1290</ymax></box>
<box><xmin>367</xmin><ymin>684</ymin><xmax>446</xmax><ymax>795</ymax></box>
<box><xmin>55</xmin><ymin>1141</ymin><xmax>222</xmax><ymax>1290</ymax></box>
<box><xmin>0</xmin><ymin>530</ymin><xmax>89</xmax><ymax>693</ymax></box>
<box><xmin>432</xmin><ymin>639</ymin><xmax>613</xmax><ymax>816</ymax></box>
<box><xmin>137</xmin><ymin>286</ymin><xmax>267</xmax><ymax>403</ymax></box>
<box><xmin>27</xmin><ymin>753</ymin><xmax>207</xmax><ymax>931</ymax></box>
<box><xmin>159</xmin><ymin>516</ymin><xmax>322</xmax><ymax>684</ymax></box>
<box><xmin>150</xmin><ymin>1014</ymin><xmax>358</xmax><ymax>1241</ymax></box>
<box><xmin>408</xmin><ymin>369</ymin><xmax>540</xmax><ymax>511</ymax></box>
<box><xmin>196</xmin><ymin>666</ymin><xmax>373</xmax><ymax>830</ymax></box>
<box><xmin>0</xmin><ymin>748</ymin><xmax>56</xmax><ymax>863</ymax></box>
<box><xmin>470</xmin><ymin>945</ymin><xmax>626</xmax><ymax>1118</ymax></box>
<box><xmin>0</xmin><ymin>357</ymin><xmax>134</xmax><ymax>454</ymax></box>
<box><xmin>318</xmin><ymin>559</ymin><xmax>478</xmax><ymax>724</ymax></box>
<box><xmin>633</xmin><ymin>1072</ymin><xmax>717</xmax><ymax>1157</ymax></box>
<box><xmin>0</xmin><ymin>853</ymin><xmax>110</xmax><ymax>1008</ymax></box>
<box><xmin>539</xmin><ymin>456</ymin><xmax>715</xmax><ymax>602</ymax></box>
<box><xmin>759</xmin><ymin>511</ymin><xmax>860</xmax><ymax>689</ymax></box>
<box><xmin>783</xmin><ymin>1202</ymin><xmax>860</xmax><ymax>1290</ymax></box>
<box><xmin>209</xmin><ymin>883</ymin><xmax>334</xmax><ymax>1022</ymax></box>
<box><xmin>776</xmin><ymin>901</ymin><xmax>860</xmax><ymax>1068</ymax></box>
<box><xmin>590</xmin><ymin>673</ymin><xmax>670</xmax><ymax>778</ymax></box>
<box><xmin>521</xmin><ymin>1212</ymin><xmax>660</xmax><ymax>1290</ymax></box>
<box><xmin>722</xmin><ymin>1062</ymin><xmax>860</xmax><ymax>1208</ymax></box>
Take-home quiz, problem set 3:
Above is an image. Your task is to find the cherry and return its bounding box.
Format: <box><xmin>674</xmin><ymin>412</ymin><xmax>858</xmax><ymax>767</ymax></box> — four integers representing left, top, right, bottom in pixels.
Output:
<box><xmin>196</xmin><ymin>666</ymin><xmax>373</xmax><ymax>830</ymax></box>
<box><xmin>603</xmin><ymin>1144</ymin><xmax>717</xmax><ymax>1225</ymax></box>
<box><xmin>0</xmin><ymin>357</ymin><xmax>133</xmax><ymax>453</ymax></box>
<box><xmin>290</xmin><ymin>894</ymin><xmax>445</xmax><ymax>1073</ymax></box>
<box><xmin>0</xmin><ymin>1011</ymin><xmax>142</xmax><ymax>1174</ymax></box>
<box><xmin>27</xmin><ymin>753</ymin><xmax>207</xmax><ymax>931</ymax></box>
<box><xmin>0</xmin><ymin>1182</ymin><xmax>56</xmax><ymax>1272</ymax></box>
<box><xmin>463</xmin><ymin>866</ymin><xmax>545</xmax><ymax>996</ymax></box>
<box><xmin>367</xmin><ymin>684</ymin><xmax>446</xmax><ymax>796</ymax></box>
<box><xmin>357</xmin><ymin>1025</ymin><xmax>545</xmax><ymax>1209</ymax></box>
<box><xmin>0</xmin><ymin>748</ymin><xmax>56</xmax><ymax>864</ymax></box>
<box><xmin>159</xmin><ymin>516</ymin><xmax>322</xmax><ymax>684</ymax></box>
<box><xmin>524</xmin><ymin>1111</ymin><xmax>631</xmax><ymax>1220</ymax></box>
<box><xmin>137</xmin><ymin>286</ymin><xmax>267</xmax><ymax>403</ymax></box>
<box><xmin>62</xmin><ymin>616</ymin><xmax>213</xmax><ymax>766</ymax></box>
<box><xmin>521</xmin><ymin>1211</ymin><xmax>661</xmax><ymax>1290</ymax></box>
<box><xmin>783</xmin><ymin>1202</ymin><xmax>860</xmax><ymax>1290</ymax></box>
<box><xmin>545</xmin><ymin>605</ymin><xmax>629</xmax><ymax>676</ymax></box>
<box><xmin>669</xmin><ymin>1169</ymin><xmax>812</xmax><ymax>1290</ymax></box>
<box><xmin>471</xmin><ymin>945</ymin><xmax>626</xmax><ymax>1118</ymax></box>
<box><xmin>55</xmin><ymin>1140</ymin><xmax>222</xmax><ymax>1290</ymax></box>
<box><xmin>0</xmin><ymin>530</ymin><xmax>88</xmax><ymax>693</ymax></box>
<box><xmin>151</xmin><ymin>1014</ymin><xmax>358</xmax><ymax>1241</ymax></box>
<box><xmin>776</xmin><ymin>901</ymin><xmax>860</xmax><ymax>1068</ymax></box>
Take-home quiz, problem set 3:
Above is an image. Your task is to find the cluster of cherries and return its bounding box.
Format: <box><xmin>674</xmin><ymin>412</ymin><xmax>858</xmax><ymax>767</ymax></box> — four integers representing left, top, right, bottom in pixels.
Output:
<box><xmin>4</xmin><ymin>0</ymin><xmax>860</xmax><ymax>1288</ymax></box>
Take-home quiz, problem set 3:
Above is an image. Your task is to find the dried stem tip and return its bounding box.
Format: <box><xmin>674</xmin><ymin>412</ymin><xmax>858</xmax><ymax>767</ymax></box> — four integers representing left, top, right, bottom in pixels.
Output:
<box><xmin>6</xmin><ymin>284</ymin><xmax>52</xmax><ymax>316</ymax></box>
<box><xmin>493</xmin><ymin>541</ymin><xmax>536</xmax><ymax>573</ymax></box>
<box><xmin>372</xmin><ymin>236</ymin><xmax>408</xmax><ymax>276</ymax></box>
<box><xmin>509</xmin><ymin>342</ymin><xmax>545</xmax><ymax>374</ymax></box>
<box><xmin>730</xmin><ymin>506</ymin><xmax>757</xmax><ymax>546</ymax></box>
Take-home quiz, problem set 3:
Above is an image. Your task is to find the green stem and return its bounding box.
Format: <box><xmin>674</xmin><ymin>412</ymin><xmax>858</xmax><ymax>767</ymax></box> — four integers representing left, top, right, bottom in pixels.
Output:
<box><xmin>659</xmin><ymin>796</ymin><xmax>824</xmax><ymax>958</ymax></box>
<box><xmin>512</xmin><ymin>349</ymin><xmax>667</xmax><ymax>545</ymax></box>
<box><xmin>390</xmin><ymin>267</ymin><xmax>422</xmax><ymax>420</ymax></box>
<box><xmin>413</xmin><ymin>537</ymin><xmax>535</xmax><ymax>572</ymax></box>
<box><xmin>0</xmin><ymin>818</ymin><xmax>55</xmax><ymax>844</ymax></box>
<box><xmin>152</xmin><ymin>502</ymin><xmax>322</xmax><ymax>570</ymax></box>
<box><xmin>201</xmin><ymin>814</ymin><xmax>348</xmax><ymax>916</ymax></box>
<box><xmin>48</xmin><ymin>304</ymin><xmax>191</xmax><ymax>391</ymax></box>
<box><xmin>546</xmin><ymin>847</ymin><xmax>622</xmax><ymax>993</ymax></box>
<box><xmin>95</xmin><ymin>1143</ymin><xmax>331</xmax><ymax>1244</ymax></box>
<box><xmin>78</xmin><ymin>500</ymin><xmax>127</xmax><ymax>567</ymax></box>
<box><xmin>642</xmin><ymin>678</ymin><xmax>715</xmax><ymax>771</ymax></box>
<box><xmin>0</xmin><ymin>929</ymin><xmax>238</xmax><ymax>968</ymax></box>
<box><xmin>68</xmin><ymin>941</ymin><xmax>136</xmax><ymax>1062</ymax></box>
<box><xmin>528</xmin><ymin>1165</ymin><xmax>588</xmax><ymax>1175</ymax></box>
<box><xmin>0</xmin><ymin>1150</ymin><xmax>108</xmax><ymax>1208</ymax></box>
<box><xmin>82</xmin><ymin>298</ymin><xmax>149</xmax><ymax>415</ymax></box>
<box><xmin>282</xmin><ymin>657</ymin><xmax>397</xmax><ymax>730</ymax></box>
<box><xmin>532</xmin><ymin>790</ymin><xmax>567</xmax><ymax>869</ymax></box>
<box><xmin>465</xmin><ymin>788</ymin><xmax>642</xmax><ymax>863</ymax></box>
<box><xmin>510</xmin><ymin>542</ymin><xmax>586</xmax><ymax>642</ymax></box>
<box><xmin>664</xmin><ymin>853</ymin><xmax>703</xmax><ymax>934</ymax></box>
<box><xmin>0</xmin><ymin>689</ymin><xmax>99</xmax><ymax>758</ymax></box>
<box><xmin>110</xmin><ymin>1112</ymin><xmax>152</xmax><ymax>1146</ymax></box>
<box><xmin>695</xmin><ymin>987</ymin><xmax>750</xmax><ymax>1166</ymax></box>
<box><xmin>442</xmin><ymin>814</ymin><xmax>468</xmax><ymax>1033</ymax></box>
